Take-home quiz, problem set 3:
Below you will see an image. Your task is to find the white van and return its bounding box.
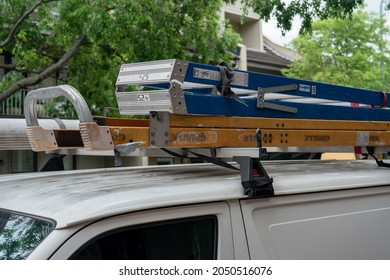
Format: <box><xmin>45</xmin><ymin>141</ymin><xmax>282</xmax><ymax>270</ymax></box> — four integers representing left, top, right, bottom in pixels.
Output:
<box><xmin>4</xmin><ymin>59</ymin><xmax>390</xmax><ymax>260</ymax></box>
<box><xmin>1</xmin><ymin>158</ymin><xmax>390</xmax><ymax>260</ymax></box>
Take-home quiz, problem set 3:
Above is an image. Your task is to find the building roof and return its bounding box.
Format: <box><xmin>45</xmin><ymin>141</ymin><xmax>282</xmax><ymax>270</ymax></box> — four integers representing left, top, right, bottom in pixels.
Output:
<box><xmin>246</xmin><ymin>46</ymin><xmax>290</xmax><ymax>70</ymax></box>
<box><xmin>246</xmin><ymin>36</ymin><xmax>298</xmax><ymax>74</ymax></box>
<box><xmin>1</xmin><ymin>160</ymin><xmax>389</xmax><ymax>229</ymax></box>
<box><xmin>263</xmin><ymin>36</ymin><xmax>299</xmax><ymax>61</ymax></box>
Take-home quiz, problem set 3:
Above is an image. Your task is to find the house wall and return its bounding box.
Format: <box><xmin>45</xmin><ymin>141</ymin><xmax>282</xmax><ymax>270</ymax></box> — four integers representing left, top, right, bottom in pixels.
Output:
<box><xmin>222</xmin><ymin>1</ymin><xmax>264</xmax><ymax>51</ymax></box>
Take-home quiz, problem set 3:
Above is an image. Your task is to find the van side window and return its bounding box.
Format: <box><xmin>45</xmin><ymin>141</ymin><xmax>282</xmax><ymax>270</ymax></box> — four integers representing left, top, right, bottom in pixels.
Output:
<box><xmin>70</xmin><ymin>216</ymin><xmax>217</xmax><ymax>260</ymax></box>
<box><xmin>0</xmin><ymin>210</ymin><xmax>54</xmax><ymax>260</ymax></box>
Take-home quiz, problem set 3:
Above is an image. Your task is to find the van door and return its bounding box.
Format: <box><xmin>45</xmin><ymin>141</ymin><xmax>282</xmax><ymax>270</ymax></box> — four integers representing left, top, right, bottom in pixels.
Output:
<box><xmin>50</xmin><ymin>202</ymin><xmax>234</xmax><ymax>260</ymax></box>
<box><xmin>241</xmin><ymin>186</ymin><xmax>390</xmax><ymax>259</ymax></box>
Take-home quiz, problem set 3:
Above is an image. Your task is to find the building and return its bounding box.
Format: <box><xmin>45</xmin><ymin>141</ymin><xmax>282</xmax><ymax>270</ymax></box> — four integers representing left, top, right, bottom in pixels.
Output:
<box><xmin>221</xmin><ymin>2</ymin><xmax>296</xmax><ymax>74</ymax></box>
<box><xmin>0</xmin><ymin>2</ymin><xmax>296</xmax><ymax>174</ymax></box>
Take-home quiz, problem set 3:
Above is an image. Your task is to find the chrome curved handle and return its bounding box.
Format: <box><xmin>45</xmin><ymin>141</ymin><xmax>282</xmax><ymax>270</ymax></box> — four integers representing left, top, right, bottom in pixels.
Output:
<box><xmin>24</xmin><ymin>85</ymin><xmax>93</xmax><ymax>126</ymax></box>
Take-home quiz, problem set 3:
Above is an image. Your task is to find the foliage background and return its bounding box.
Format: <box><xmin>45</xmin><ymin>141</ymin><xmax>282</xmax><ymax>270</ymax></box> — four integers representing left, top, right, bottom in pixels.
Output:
<box><xmin>0</xmin><ymin>0</ymin><xmax>241</xmax><ymax>116</ymax></box>
<box><xmin>283</xmin><ymin>10</ymin><xmax>390</xmax><ymax>92</ymax></box>
<box><xmin>1</xmin><ymin>0</ymin><xmax>390</xmax><ymax>117</ymax></box>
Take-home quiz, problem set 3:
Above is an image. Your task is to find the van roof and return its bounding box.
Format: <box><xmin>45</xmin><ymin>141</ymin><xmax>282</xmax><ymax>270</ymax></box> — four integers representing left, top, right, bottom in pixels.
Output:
<box><xmin>1</xmin><ymin>160</ymin><xmax>389</xmax><ymax>228</ymax></box>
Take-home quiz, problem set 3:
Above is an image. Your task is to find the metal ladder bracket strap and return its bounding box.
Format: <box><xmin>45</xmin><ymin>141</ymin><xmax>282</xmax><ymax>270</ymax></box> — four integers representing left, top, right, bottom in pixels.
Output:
<box><xmin>170</xmin><ymin>80</ymin><xmax>188</xmax><ymax>114</ymax></box>
<box><xmin>257</xmin><ymin>84</ymin><xmax>298</xmax><ymax>95</ymax></box>
<box><xmin>149</xmin><ymin>111</ymin><xmax>170</xmax><ymax>147</ymax></box>
<box><xmin>257</xmin><ymin>95</ymin><xmax>298</xmax><ymax>113</ymax></box>
<box><xmin>257</xmin><ymin>84</ymin><xmax>298</xmax><ymax>113</ymax></box>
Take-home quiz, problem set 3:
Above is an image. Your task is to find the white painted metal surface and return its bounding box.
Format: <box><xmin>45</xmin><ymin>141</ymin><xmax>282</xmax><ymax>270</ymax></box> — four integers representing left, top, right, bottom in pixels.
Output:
<box><xmin>0</xmin><ymin>163</ymin><xmax>242</xmax><ymax>228</ymax></box>
<box><xmin>1</xmin><ymin>160</ymin><xmax>389</xmax><ymax>229</ymax></box>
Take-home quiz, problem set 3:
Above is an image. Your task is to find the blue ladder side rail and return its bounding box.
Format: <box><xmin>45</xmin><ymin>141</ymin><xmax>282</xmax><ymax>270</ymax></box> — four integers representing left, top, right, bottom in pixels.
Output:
<box><xmin>184</xmin><ymin>94</ymin><xmax>390</xmax><ymax>121</ymax></box>
<box><xmin>184</xmin><ymin>62</ymin><xmax>390</xmax><ymax>108</ymax></box>
<box><xmin>185</xmin><ymin>62</ymin><xmax>390</xmax><ymax>121</ymax></box>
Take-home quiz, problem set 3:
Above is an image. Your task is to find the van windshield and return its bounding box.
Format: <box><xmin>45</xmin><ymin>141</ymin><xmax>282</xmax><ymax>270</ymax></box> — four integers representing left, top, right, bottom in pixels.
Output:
<box><xmin>0</xmin><ymin>210</ymin><xmax>54</xmax><ymax>260</ymax></box>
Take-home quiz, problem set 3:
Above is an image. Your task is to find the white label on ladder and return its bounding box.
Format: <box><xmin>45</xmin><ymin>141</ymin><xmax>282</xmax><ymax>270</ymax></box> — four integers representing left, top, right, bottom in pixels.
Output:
<box><xmin>137</xmin><ymin>94</ymin><xmax>150</xmax><ymax>102</ymax></box>
<box><xmin>193</xmin><ymin>68</ymin><xmax>220</xmax><ymax>81</ymax></box>
<box><xmin>312</xmin><ymin>85</ymin><xmax>317</xmax><ymax>95</ymax></box>
<box><xmin>299</xmin><ymin>84</ymin><xmax>311</xmax><ymax>93</ymax></box>
<box><xmin>117</xmin><ymin>72</ymin><xmax>171</xmax><ymax>85</ymax></box>
<box><xmin>356</xmin><ymin>132</ymin><xmax>369</xmax><ymax>146</ymax></box>
<box><xmin>232</xmin><ymin>72</ymin><xmax>249</xmax><ymax>87</ymax></box>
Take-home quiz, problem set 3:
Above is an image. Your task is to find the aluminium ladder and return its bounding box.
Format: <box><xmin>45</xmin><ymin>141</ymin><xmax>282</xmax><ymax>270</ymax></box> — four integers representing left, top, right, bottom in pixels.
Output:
<box><xmin>24</xmin><ymin>59</ymin><xmax>390</xmax><ymax>155</ymax></box>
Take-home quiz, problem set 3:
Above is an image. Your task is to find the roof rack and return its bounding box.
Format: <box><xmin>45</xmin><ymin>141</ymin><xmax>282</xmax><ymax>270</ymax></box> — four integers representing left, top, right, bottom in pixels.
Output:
<box><xmin>24</xmin><ymin>58</ymin><xmax>390</xmax><ymax>197</ymax></box>
<box><xmin>24</xmin><ymin>59</ymin><xmax>390</xmax><ymax>155</ymax></box>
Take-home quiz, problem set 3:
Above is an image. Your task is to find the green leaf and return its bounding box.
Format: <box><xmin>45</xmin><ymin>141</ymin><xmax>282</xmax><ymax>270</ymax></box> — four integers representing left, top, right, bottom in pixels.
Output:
<box><xmin>283</xmin><ymin>10</ymin><xmax>390</xmax><ymax>92</ymax></box>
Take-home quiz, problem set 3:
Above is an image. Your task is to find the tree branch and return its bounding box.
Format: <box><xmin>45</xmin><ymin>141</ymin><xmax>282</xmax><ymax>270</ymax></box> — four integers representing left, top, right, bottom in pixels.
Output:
<box><xmin>98</xmin><ymin>44</ymin><xmax>126</xmax><ymax>62</ymax></box>
<box><xmin>0</xmin><ymin>0</ymin><xmax>58</xmax><ymax>48</ymax></box>
<box><xmin>0</xmin><ymin>34</ymin><xmax>87</xmax><ymax>102</ymax></box>
<box><xmin>0</xmin><ymin>63</ymin><xmax>16</xmax><ymax>70</ymax></box>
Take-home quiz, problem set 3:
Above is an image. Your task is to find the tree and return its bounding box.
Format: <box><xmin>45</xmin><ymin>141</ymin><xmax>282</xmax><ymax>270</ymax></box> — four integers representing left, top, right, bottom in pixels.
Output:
<box><xmin>0</xmin><ymin>0</ymin><xmax>241</xmax><ymax>115</ymax></box>
<box><xmin>282</xmin><ymin>10</ymin><xmax>390</xmax><ymax>92</ymax></box>
<box><xmin>237</xmin><ymin>0</ymin><xmax>389</xmax><ymax>34</ymax></box>
<box><xmin>0</xmin><ymin>0</ymin><xmax>385</xmax><ymax>115</ymax></box>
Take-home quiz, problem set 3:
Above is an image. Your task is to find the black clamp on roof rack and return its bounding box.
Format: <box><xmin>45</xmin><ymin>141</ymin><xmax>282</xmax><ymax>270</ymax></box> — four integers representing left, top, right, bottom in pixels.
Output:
<box><xmin>233</xmin><ymin>156</ymin><xmax>274</xmax><ymax>198</ymax></box>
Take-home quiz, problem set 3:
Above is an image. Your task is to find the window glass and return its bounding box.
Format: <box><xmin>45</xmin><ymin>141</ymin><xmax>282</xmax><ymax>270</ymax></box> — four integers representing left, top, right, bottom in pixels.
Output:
<box><xmin>70</xmin><ymin>216</ymin><xmax>217</xmax><ymax>260</ymax></box>
<box><xmin>0</xmin><ymin>210</ymin><xmax>54</xmax><ymax>260</ymax></box>
<box><xmin>11</xmin><ymin>150</ymin><xmax>35</xmax><ymax>173</ymax></box>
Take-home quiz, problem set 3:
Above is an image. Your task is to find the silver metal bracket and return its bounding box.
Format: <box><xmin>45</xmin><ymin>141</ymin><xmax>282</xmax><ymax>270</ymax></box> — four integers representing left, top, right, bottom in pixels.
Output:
<box><xmin>257</xmin><ymin>84</ymin><xmax>298</xmax><ymax>113</ymax></box>
<box><xmin>149</xmin><ymin>111</ymin><xmax>170</xmax><ymax>147</ymax></box>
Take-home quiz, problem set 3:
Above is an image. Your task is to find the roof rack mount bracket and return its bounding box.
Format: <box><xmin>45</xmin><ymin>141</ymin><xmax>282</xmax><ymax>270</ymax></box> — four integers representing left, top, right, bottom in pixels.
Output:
<box><xmin>233</xmin><ymin>156</ymin><xmax>274</xmax><ymax>198</ymax></box>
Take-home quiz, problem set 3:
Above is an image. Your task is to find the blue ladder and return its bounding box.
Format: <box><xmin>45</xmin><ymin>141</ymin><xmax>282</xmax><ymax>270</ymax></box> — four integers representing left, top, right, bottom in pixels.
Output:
<box><xmin>115</xmin><ymin>59</ymin><xmax>390</xmax><ymax>121</ymax></box>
